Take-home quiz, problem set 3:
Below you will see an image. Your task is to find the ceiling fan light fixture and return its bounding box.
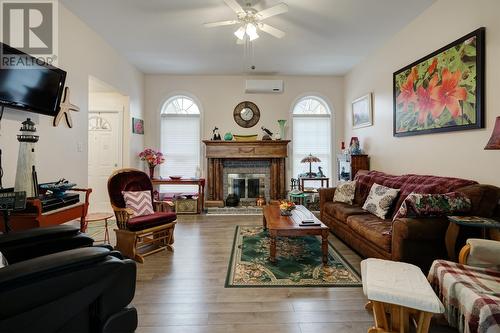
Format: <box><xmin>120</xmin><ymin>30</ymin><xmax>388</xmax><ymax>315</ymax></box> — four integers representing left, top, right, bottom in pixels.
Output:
<box><xmin>246</xmin><ymin>23</ymin><xmax>259</xmax><ymax>41</ymax></box>
<box><xmin>234</xmin><ymin>26</ymin><xmax>246</xmax><ymax>40</ymax></box>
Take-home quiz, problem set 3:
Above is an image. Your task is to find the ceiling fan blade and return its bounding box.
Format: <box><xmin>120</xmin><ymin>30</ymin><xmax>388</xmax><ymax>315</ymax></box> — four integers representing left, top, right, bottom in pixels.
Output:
<box><xmin>256</xmin><ymin>3</ymin><xmax>288</xmax><ymax>20</ymax></box>
<box><xmin>259</xmin><ymin>23</ymin><xmax>285</xmax><ymax>38</ymax></box>
<box><xmin>204</xmin><ymin>20</ymin><xmax>239</xmax><ymax>28</ymax></box>
<box><xmin>224</xmin><ymin>0</ymin><xmax>244</xmax><ymax>14</ymax></box>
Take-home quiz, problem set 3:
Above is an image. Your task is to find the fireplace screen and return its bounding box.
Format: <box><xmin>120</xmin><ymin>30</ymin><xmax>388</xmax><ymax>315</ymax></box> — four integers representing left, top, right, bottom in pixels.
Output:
<box><xmin>227</xmin><ymin>174</ymin><xmax>266</xmax><ymax>199</ymax></box>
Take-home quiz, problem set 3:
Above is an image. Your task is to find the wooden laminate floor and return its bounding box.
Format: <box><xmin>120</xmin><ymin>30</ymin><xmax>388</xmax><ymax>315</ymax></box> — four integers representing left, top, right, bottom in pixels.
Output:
<box><xmin>105</xmin><ymin>214</ymin><xmax>455</xmax><ymax>333</ymax></box>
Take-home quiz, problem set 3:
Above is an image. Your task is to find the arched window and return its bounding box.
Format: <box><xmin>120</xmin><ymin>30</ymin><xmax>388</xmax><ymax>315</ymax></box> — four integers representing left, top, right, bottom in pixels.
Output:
<box><xmin>292</xmin><ymin>96</ymin><xmax>332</xmax><ymax>183</ymax></box>
<box><xmin>160</xmin><ymin>95</ymin><xmax>201</xmax><ymax>192</ymax></box>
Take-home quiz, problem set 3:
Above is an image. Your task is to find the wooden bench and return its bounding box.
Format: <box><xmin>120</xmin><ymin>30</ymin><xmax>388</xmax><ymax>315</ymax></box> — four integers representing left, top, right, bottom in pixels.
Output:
<box><xmin>361</xmin><ymin>258</ymin><xmax>444</xmax><ymax>333</ymax></box>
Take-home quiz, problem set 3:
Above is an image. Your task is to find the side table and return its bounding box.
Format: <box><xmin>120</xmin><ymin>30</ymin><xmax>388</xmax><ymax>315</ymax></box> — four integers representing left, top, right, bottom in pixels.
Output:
<box><xmin>86</xmin><ymin>212</ymin><xmax>114</xmax><ymax>244</ymax></box>
<box><xmin>299</xmin><ymin>177</ymin><xmax>329</xmax><ymax>191</ymax></box>
<box><xmin>445</xmin><ymin>215</ymin><xmax>500</xmax><ymax>260</ymax></box>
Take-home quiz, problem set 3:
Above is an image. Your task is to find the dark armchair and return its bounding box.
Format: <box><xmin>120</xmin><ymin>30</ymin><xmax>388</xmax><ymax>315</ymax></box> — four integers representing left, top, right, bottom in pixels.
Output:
<box><xmin>108</xmin><ymin>168</ymin><xmax>177</xmax><ymax>263</ymax></box>
<box><xmin>0</xmin><ymin>226</ymin><xmax>138</xmax><ymax>333</ymax></box>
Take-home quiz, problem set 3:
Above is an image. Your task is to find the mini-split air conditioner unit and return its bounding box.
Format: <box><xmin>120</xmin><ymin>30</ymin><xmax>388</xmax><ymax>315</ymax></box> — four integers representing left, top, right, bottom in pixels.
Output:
<box><xmin>245</xmin><ymin>80</ymin><xmax>283</xmax><ymax>94</ymax></box>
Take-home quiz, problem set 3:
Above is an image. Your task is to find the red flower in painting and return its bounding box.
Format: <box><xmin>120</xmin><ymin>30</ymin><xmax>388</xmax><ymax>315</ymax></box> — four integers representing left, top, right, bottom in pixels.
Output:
<box><xmin>428</xmin><ymin>58</ymin><xmax>438</xmax><ymax>74</ymax></box>
<box><xmin>431</xmin><ymin>68</ymin><xmax>467</xmax><ymax>118</ymax></box>
<box><xmin>397</xmin><ymin>67</ymin><xmax>418</xmax><ymax>113</ymax></box>
<box><xmin>416</xmin><ymin>75</ymin><xmax>439</xmax><ymax>124</ymax></box>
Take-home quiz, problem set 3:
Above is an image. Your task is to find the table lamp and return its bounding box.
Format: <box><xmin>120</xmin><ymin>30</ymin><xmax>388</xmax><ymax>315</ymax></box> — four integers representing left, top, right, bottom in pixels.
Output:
<box><xmin>301</xmin><ymin>154</ymin><xmax>321</xmax><ymax>177</ymax></box>
<box><xmin>485</xmin><ymin>116</ymin><xmax>500</xmax><ymax>150</ymax></box>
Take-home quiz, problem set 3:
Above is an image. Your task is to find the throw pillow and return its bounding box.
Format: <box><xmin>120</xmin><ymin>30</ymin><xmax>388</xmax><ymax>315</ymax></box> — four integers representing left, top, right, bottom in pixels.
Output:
<box><xmin>362</xmin><ymin>183</ymin><xmax>400</xmax><ymax>219</ymax></box>
<box><xmin>333</xmin><ymin>181</ymin><xmax>356</xmax><ymax>205</ymax></box>
<box><xmin>393</xmin><ymin>192</ymin><xmax>471</xmax><ymax>221</ymax></box>
<box><xmin>122</xmin><ymin>190</ymin><xmax>154</xmax><ymax>217</ymax></box>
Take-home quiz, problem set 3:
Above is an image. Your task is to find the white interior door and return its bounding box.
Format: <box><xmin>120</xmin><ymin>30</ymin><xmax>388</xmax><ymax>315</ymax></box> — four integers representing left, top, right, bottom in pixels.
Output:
<box><xmin>88</xmin><ymin>111</ymin><xmax>123</xmax><ymax>213</ymax></box>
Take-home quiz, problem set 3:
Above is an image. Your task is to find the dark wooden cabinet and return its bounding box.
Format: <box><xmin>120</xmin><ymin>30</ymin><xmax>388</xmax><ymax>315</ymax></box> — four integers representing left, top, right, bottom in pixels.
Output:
<box><xmin>337</xmin><ymin>154</ymin><xmax>369</xmax><ymax>181</ymax></box>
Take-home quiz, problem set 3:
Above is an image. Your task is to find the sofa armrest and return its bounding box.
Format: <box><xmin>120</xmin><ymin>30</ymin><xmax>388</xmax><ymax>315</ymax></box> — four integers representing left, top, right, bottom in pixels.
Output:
<box><xmin>319</xmin><ymin>188</ymin><xmax>336</xmax><ymax>211</ymax></box>
<box><xmin>0</xmin><ymin>225</ymin><xmax>80</xmax><ymax>247</ymax></box>
<box><xmin>0</xmin><ymin>247</ymin><xmax>111</xmax><ymax>287</ymax></box>
<box><xmin>391</xmin><ymin>217</ymin><xmax>449</xmax><ymax>271</ymax></box>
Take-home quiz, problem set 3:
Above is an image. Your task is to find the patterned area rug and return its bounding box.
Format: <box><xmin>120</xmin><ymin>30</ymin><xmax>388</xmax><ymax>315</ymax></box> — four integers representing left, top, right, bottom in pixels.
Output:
<box><xmin>226</xmin><ymin>226</ymin><xmax>362</xmax><ymax>288</ymax></box>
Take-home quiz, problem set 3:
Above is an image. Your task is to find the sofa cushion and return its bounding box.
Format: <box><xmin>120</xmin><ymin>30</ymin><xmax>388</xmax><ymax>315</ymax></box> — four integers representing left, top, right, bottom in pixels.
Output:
<box><xmin>456</xmin><ymin>185</ymin><xmax>500</xmax><ymax>217</ymax></box>
<box><xmin>354</xmin><ymin>171</ymin><xmax>477</xmax><ymax>217</ymax></box>
<box><xmin>127</xmin><ymin>212</ymin><xmax>177</xmax><ymax>231</ymax></box>
<box><xmin>393</xmin><ymin>192</ymin><xmax>472</xmax><ymax>221</ymax></box>
<box><xmin>362</xmin><ymin>183</ymin><xmax>400</xmax><ymax>219</ymax></box>
<box><xmin>333</xmin><ymin>181</ymin><xmax>356</xmax><ymax>205</ymax></box>
<box><xmin>324</xmin><ymin>202</ymin><xmax>368</xmax><ymax>223</ymax></box>
<box><xmin>347</xmin><ymin>214</ymin><xmax>393</xmax><ymax>252</ymax></box>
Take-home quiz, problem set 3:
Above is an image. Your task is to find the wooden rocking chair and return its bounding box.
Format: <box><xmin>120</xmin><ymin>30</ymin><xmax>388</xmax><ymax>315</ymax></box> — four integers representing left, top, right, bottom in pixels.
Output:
<box><xmin>107</xmin><ymin>168</ymin><xmax>176</xmax><ymax>263</ymax></box>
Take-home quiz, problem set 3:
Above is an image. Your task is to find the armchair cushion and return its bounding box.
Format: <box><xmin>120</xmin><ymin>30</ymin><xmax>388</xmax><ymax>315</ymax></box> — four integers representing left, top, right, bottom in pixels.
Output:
<box><xmin>122</xmin><ymin>190</ymin><xmax>154</xmax><ymax>217</ymax></box>
<box><xmin>127</xmin><ymin>212</ymin><xmax>177</xmax><ymax>232</ymax></box>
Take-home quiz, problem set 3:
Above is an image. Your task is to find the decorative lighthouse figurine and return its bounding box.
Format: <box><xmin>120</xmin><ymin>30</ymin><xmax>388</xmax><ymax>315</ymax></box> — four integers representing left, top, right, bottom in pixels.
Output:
<box><xmin>14</xmin><ymin>118</ymin><xmax>39</xmax><ymax>197</ymax></box>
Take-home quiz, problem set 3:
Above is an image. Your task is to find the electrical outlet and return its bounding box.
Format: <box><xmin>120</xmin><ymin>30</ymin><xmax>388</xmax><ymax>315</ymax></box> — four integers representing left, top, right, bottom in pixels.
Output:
<box><xmin>77</xmin><ymin>142</ymin><xmax>83</xmax><ymax>152</ymax></box>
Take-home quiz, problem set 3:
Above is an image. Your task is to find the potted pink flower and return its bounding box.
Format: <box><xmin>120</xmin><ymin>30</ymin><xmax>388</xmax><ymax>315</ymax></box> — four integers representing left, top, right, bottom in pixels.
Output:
<box><xmin>138</xmin><ymin>148</ymin><xmax>165</xmax><ymax>179</ymax></box>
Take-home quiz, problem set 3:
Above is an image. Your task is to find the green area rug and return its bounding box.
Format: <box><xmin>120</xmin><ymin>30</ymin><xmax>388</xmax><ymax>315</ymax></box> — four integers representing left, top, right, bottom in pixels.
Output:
<box><xmin>226</xmin><ymin>226</ymin><xmax>362</xmax><ymax>288</ymax></box>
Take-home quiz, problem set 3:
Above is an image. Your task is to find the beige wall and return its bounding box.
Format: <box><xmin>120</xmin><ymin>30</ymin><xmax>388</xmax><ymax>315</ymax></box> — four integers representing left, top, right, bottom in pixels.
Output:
<box><xmin>0</xmin><ymin>4</ymin><xmax>144</xmax><ymax>188</ymax></box>
<box><xmin>344</xmin><ymin>0</ymin><xmax>500</xmax><ymax>186</ymax></box>
<box><xmin>144</xmin><ymin>75</ymin><xmax>344</xmax><ymax>178</ymax></box>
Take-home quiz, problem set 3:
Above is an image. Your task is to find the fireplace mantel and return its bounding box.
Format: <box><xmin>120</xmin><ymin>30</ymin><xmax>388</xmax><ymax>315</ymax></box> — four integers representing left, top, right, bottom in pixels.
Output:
<box><xmin>203</xmin><ymin>140</ymin><xmax>290</xmax><ymax>207</ymax></box>
<box><xmin>203</xmin><ymin>140</ymin><xmax>290</xmax><ymax>159</ymax></box>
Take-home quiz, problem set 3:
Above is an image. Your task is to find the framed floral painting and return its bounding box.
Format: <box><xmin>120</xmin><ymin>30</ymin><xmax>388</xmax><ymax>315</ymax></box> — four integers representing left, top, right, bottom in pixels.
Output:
<box><xmin>393</xmin><ymin>28</ymin><xmax>485</xmax><ymax>137</ymax></box>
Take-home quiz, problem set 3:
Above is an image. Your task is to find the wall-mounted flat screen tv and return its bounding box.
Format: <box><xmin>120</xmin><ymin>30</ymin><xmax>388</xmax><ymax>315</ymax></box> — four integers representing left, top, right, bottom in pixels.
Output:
<box><xmin>0</xmin><ymin>43</ymin><xmax>66</xmax><ymax>117</ymax></box>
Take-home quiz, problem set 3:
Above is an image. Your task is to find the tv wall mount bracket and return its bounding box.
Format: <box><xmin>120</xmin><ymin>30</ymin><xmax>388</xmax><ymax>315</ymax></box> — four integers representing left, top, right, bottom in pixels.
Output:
<box><xmin>54</xmin><ymin>86</ymin><xmax>79</xmax><ymax>128</ymax></box>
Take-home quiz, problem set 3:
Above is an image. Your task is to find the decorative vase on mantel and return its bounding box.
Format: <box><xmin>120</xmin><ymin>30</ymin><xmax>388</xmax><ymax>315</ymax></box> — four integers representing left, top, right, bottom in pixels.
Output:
<box><xmin>278</xmin><ymin>119</ymin><xmax>287</xmax><ymax>140</ymax></box>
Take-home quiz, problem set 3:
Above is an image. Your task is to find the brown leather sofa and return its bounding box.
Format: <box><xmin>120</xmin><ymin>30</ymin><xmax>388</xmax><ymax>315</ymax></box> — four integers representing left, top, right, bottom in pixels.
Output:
<box><xmin>320</xmin><ymin>170</ymin><xmax>500</xmax><ymax>272</ymax></box>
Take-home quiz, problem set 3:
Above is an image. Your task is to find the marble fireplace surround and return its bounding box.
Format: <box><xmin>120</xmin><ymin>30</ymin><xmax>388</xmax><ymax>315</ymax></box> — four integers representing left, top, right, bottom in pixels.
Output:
<box><xmin>203</xmin><ymin>140</ymin><xmax>290</xmax><ymax>207</ymax></box>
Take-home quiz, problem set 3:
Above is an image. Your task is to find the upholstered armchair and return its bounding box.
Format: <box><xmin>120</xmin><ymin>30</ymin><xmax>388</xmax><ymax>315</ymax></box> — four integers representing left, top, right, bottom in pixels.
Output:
<box><xmin>107</xmin><ymin>168</ymin><xmax>177</xmax><ymax>263</ymax></box>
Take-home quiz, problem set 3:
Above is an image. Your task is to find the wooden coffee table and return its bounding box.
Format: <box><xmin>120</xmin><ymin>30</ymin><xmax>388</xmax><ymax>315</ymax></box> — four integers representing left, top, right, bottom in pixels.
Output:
<box><xmin>262</xmin><ymin>204</ymin><xmax>330</xmax><ymax>264</ymax></box>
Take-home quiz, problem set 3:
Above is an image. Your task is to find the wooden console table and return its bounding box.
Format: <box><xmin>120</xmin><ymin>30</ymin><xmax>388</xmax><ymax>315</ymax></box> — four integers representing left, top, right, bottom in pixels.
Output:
<box><xmin>0</xmin><ymin>188</ymin><xmax>92</xmax><ymax>232</ymax></box>
<box><xmin>151</xmin><ymin>178</ymin><xmax>205</xmax><ymax>214</ymax></box>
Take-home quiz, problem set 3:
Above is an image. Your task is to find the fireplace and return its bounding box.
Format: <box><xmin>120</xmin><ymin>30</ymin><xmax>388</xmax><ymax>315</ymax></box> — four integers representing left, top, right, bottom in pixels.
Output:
<box><xmin>203</xmin><ymin>140</ymin><xmax>290</xmax><ymax>207</ymax></box>
<box><xmin>223</xmin><ymin>160</ymin><xmax>270</xmax><ymax>203</ymax></box>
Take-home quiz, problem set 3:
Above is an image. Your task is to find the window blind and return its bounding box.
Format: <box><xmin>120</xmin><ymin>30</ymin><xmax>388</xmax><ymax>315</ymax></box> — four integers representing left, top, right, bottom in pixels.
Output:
<box><xmin>160</xmin><ymin>114</ymin><xmax>200</xmax><ymax>193</ymax></box>
<box><xmin>292</xmin><ymin>115</ymin><xmax>331</xmax><ymax>181</ymax></box>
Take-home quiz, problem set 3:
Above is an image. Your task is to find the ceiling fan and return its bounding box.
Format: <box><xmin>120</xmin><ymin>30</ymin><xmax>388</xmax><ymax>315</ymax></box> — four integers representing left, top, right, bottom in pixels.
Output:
<box><xmin>204</xmin><ymin>0</ymin><xmax>288</xmax><ymax>42</ymax></box>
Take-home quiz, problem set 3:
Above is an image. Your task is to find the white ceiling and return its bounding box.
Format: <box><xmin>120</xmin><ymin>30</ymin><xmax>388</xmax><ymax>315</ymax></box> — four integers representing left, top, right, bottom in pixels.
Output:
<box><xmin>61</xmin><ymin>0</ymin><xmax>435</xmax><ymax>75</ymax></box>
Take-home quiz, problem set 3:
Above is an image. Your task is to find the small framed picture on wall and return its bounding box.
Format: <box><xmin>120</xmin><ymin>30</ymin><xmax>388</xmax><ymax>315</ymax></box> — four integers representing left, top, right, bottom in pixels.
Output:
<box><xmin>132</xmin><ymin>117</ymin><xmax>144</xmax><ymax>135</ymax></box>
<box><xmin>352</xmin><ymin>93</ymin><xmax>373</xmax><ymax>129</ymax></box>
